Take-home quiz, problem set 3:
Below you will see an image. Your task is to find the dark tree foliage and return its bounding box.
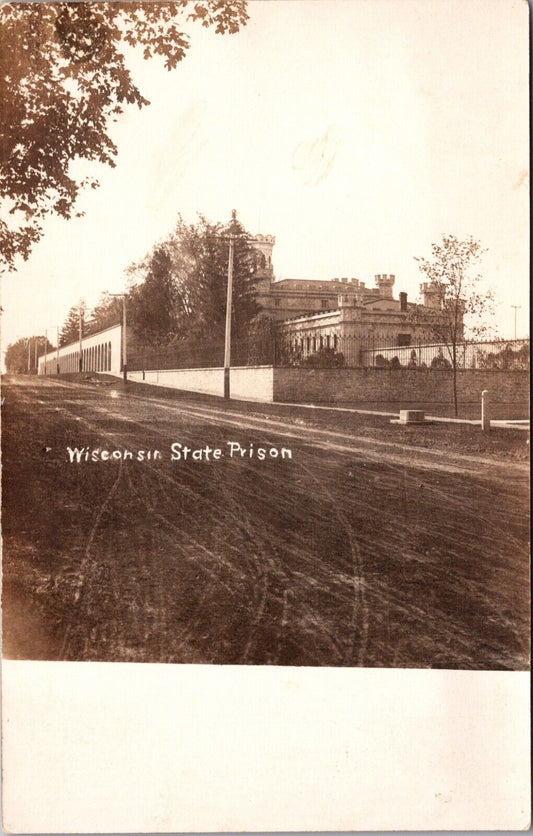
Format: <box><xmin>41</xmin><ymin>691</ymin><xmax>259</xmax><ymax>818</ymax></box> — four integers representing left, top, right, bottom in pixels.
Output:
<box><xmin>60</xmin><ymin>302</ymin><xmax>86</xmax><ymax>346</ymax></box>
<box><xmin>302</xmin><ymin>346</ymin><xmax>345</xmax><ymax>368</ymax></box>
<box><xmin>4</xmin><ymin>335</ymin><xmax>54</xmax><ymax>373</ymax></box>
<box><xmin>128</xmin><ymin>213</ymin><xmax>259</xmax><ymax>346</ymax></box>
<box><xmin>128</xmin><ymin>245</ymin><xmax>181</xmax><ymax>346</ymax></box>
<box><xmin>0</xmin><ymin>1</ymin><xmax>248</xmax><ymax>269</ymax></box>
<box><xmin>86</xmin><ymin>292</ymin><xmax>123</xmax><ymax>335</ymax></box>
<box><xmin>171</xmin><ymin>213</ymin><xmax>259</xmax><ymax>341</ymax></box>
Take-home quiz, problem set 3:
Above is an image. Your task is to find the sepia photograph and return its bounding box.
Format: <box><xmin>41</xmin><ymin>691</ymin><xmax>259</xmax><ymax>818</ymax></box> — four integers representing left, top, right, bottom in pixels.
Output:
<box><xmin>0</xmin><ymin>0</ymin><xmax>530</xmax><ymax>831</ymax></box>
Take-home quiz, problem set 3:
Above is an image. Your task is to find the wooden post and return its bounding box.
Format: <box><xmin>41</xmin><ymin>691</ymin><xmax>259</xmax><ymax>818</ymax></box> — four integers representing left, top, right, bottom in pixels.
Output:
<box><xmin>122</xmin><ymin>295</ymin><xmax>127</xmax><ymax>383</ymax></box>
<box><xmin>79</xmin><ymin>306</ymin><xmax>83</xmax><ymax>372</ymax></box>
<box><xmin>481</xmin><ymin>389</ymin><xmax>490</xmax><ymax>432</ymax></box>
<box><xmin>223</xmin><ymin>234</ymin><xmax>234</xmax><ymax>400</ymax></box>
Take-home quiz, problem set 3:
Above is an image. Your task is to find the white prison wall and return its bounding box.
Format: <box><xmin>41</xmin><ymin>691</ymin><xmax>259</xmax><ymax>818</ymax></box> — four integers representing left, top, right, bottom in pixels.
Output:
<box><xmin>38</xmin><ymin>324</ymin><xmax>123</xmax><ymax>377</ymax></box>
<box><xmin>128</xmin><ymin>366</ymin><xmax>274</xmax><ymax>402</ymax></box>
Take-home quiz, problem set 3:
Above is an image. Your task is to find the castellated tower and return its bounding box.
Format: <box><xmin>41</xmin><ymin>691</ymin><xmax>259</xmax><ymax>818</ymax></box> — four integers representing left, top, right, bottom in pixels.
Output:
<box><xmin>251</xmin><ymin>234</ymin><xmax>275</xmax><ymax>281</ymax></box>
<box><xmin>375</xmin><ymin>273</ymin><xmax>395</xmax><ymax>299</ymax></box>
<box><xmin>420</xmin><ymin>281</ymin><xmax>443</xmax><ymax>310</ymax></box>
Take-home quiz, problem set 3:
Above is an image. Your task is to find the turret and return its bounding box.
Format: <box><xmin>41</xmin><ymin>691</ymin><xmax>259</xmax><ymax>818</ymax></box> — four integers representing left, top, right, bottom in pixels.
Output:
<box><xmin>251</xmin><ymin>234</ymin><xmax>275</xmax><ymax>280</ymax></box>
<box><xmin>420</xmin><ymin>281</ymin><xmax>442</xmax><ymax>310</ymax></box>
<box><xmin>375</xmin><ymin>273</ymin><xmax>395</xmax><ymax>299</ymax></box>
<box><xmin>338</xmin><ymin>294</ymin><xmax>357</xmax><ymax>308</ymax></box>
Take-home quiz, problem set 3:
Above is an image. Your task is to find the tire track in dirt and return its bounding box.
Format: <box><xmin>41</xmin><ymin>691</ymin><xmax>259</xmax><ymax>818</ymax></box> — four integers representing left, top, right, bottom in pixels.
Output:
<box><xmin>4</xmin><ymin>378</ymin><xmax>529</xmax><ymax>668</ymax></box>
<box><xmin>22</xmin><ymin>379</ymin><xmax>528</xmax><ymax>480</ymax></box>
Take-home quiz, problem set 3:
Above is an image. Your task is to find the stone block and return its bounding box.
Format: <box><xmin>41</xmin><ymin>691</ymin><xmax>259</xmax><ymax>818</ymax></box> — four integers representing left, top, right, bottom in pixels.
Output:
<box><xmin>398</xmin><ymin>410</ymin><xmax>425</xmax><ymax>424</ymax></box>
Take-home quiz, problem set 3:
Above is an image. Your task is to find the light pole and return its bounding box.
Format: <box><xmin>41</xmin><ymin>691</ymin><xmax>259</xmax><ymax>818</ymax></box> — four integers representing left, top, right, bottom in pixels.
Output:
<box><xmin>109</xmin><ymin>293</ymin><xmax>127</xmax><ymax>383</ymax></box>
<box><xmin>222</xmin><ymin>209</ymin><xmax>243</xmax><ymax>400</ymax></box>
<box><xmin>79</xmin><ymin>303</ymin><xmax>84</xmax><ymax>372</ymax></box>
<box><xmin>224</xmin><ymin>233</ymin><xmax>235</xmax><ymax>399</ymax></box>
<box><xmin>511</xmin><ymin>305</ymin><xmax>521</xmax><ymax>340</ymax></box>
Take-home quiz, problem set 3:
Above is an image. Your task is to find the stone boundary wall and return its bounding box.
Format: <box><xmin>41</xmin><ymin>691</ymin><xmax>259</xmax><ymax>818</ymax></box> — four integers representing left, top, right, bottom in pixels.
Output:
<box><xmin>126</xmin><ymin>365</ymin><xmax>528</xmax><ymax>418</ymax></box>
<box><xmin>272</xmin><ymin>368</ymin><xmax>530</xmax><ymax>416</ymax></box>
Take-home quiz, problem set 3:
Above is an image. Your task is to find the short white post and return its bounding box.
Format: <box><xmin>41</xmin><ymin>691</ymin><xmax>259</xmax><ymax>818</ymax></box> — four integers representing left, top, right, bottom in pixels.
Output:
<box><xmin>481</xmin><ymin>389</ymin><xmax>490</xmax><ymax>432</ymax></box>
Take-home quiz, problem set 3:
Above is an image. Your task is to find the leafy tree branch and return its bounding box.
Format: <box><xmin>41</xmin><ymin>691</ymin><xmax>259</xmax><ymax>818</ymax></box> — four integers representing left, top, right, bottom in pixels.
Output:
<box><xmin>0</xmin><ymin>1</ymin><xmax>248</xmax><ymax>269</ymax></box>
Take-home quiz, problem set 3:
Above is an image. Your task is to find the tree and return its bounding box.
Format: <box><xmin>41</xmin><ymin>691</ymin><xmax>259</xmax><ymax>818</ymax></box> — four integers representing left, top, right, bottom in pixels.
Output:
<box><xmin>128</xmin><ymin>244</ymin><xmax>180</xmax><ymax>346</ymax></box>
<box><xmin>413</xmin><ymin>234</ymin><xmax>494</xmax><ymax>416</ymax></box>
<box><xmin>0</xmin><ymin>1</ymin><xmax>249</xmax><ymax>269</ymax></box>
<box><xmin>4</xmin><ymin>335</ymin><xmax>54</xmax><ymax>373</ymax></box>
<box><xmin>86</xmin><ymin>292</ymin><xmax>123</xmax><ymax>335</ymax></box>
<box><xmin>128</xmin><ymin>212</ymin><xmax>259</xmax><ymax>346</ymax></box>
<box><xmin>60</xmin><ymin>301</ymin><xmax>86</xmax><ymax>347</ymax></box>
<box><xmin>170</xmin><ymin>212</ymin><xmax>259</xmax><ymax>341</ymax></box>
<box><xmin>302</xmin><ymin>346</ymin><xmax>345</xmax><ymax>368</ymax></box>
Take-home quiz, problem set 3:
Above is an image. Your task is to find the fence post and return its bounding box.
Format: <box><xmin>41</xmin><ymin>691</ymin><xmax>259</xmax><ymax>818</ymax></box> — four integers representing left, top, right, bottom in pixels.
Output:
<box><xmin>481</xmin><ymin>389</ymin><xmax>491</xmax><ymax>432</ymax></box>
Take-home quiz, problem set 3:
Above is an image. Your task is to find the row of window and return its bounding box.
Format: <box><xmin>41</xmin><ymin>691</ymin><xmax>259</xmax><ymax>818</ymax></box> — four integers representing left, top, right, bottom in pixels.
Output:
<box><xmin>41</xmin><ymin>341</ymin><xmax>113</xmax><ymax>374</ymax></box>
<box><xmin>286</xmin><ymin>332</ymin><xmax>412</xmax><ymax>354</ymax></box>
<box><xmin>290</xmin><ymin>334</ymin><xmax>411</xmax><ymax>353</ymax></box>
<box><xmin>288</xmin><ymin>334</ymin><xmax>339</xmax><ymax>354</ymax></box>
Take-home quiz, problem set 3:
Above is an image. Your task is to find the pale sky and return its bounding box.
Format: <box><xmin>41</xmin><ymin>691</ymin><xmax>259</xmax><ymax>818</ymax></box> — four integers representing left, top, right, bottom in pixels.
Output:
<box><xmin>1</xmin><ymin>0</ymin><xmax>529</xmax><ymax>361</ymax></box>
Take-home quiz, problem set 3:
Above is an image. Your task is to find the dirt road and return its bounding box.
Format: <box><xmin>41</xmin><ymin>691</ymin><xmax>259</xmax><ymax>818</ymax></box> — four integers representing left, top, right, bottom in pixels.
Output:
<box><xmin>1</xmin><ymin>375</ymin><xmax>529</xmax><ymax>668</ymax></box>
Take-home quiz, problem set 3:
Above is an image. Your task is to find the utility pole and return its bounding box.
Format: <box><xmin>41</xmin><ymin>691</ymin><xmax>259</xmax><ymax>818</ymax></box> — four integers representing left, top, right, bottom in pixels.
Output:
<box><xmin>79</xmin><ymin>303</ymin><xmax>84</xmax><ymax>372</ymax></box>
<box><xmin>44</xmin><ymin>329</ymin><xmax>48</xmax><ymax>375</ymax></box>
<box><xmin>109</xmin><ymin>293</ymin><xmax>127</xmax><ymax>383</ymax></box>
<box><xmin>34</xmin><ymin>339</ymin><xmax>38</xmax><ymax>374</ymax></box>
<box><xmin>56</xmin><ymin>326</ymin><xmax>60</xmax><ymax>375</ymax></box>
<box><xmin>224</xmin><ymin>233</ymin><xmax>235</xmax><ymax>399</ymax></box>
<box><xmin>27</xmin><ymin>339</ymin><xmax>31</xmax><ymax>374</ymax></box>
<box><xmin>511</xmin><ymin>305</ymin><xmax>521</xmax><ymax>340</ymax></box>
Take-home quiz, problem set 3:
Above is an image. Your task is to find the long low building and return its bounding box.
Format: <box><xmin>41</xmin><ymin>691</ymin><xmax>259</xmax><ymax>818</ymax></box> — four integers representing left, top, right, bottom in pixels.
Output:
<box><xmin>276</xmin><ymin>279</ymin><xmax>454</xmax><ymax>366</ymax></box>
<box><xmin>38</xmin><ymin>323</ymin><xmax>123</xmax><ymax>376</ymax></box>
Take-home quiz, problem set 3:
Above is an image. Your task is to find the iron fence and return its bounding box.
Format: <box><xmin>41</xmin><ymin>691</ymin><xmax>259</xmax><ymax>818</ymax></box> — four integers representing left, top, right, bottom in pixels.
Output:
<box><xmin>128</xmin><ymin>335</ymin><xmax>529</xmax><ymax>372</ymax></box>
<box><xmin>359</xmin><ymin>338</ymin><xmax>530</xmax><ymax>370</ymax></box>
<box><xmin>128</xmin><ymin>334</ymin><xmax>278</xmax><ymax>372</ymax></box>
<box><xmin>277</xmin><ymin>334</ymin><xmax>530</xmax><ymax>369</ymax></box>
